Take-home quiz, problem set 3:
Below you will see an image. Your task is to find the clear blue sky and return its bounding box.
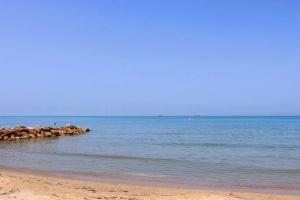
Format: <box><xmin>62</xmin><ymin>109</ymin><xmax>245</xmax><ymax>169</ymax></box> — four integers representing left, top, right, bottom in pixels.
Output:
<box><xmin>0</xmin><ymin>0</ymin><xmax>299</xmax><ymax>116</ymax></box>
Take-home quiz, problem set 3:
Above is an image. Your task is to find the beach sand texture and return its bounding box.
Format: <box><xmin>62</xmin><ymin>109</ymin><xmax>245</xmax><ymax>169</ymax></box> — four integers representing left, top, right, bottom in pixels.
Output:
<box><xmin>0</xmin><ymin>168</ymin><xmax>299</xmax><ymax>200</ymax></box>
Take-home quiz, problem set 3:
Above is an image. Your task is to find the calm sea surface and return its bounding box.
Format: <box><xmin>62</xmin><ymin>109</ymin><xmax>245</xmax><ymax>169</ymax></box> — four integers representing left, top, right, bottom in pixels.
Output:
<box><xmin>0</xmin><ymin>116</ymin><xmax>300</xmax><ymax>194</ymax></box>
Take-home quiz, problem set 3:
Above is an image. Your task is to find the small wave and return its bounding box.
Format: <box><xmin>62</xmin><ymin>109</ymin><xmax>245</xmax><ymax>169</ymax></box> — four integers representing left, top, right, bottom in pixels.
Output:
<box><xmin>231</xmin><ymin>166</ymin><xmax>300</xmax><ymax>175</ymax></box>
<box><xmin>156</xmin><ymin>142</ymin><xmax>300</xmax><ymax>150</ymax></box>
<box><xmin>36</xmin><ymin>151</ymin><xmax>185</xmax><ymax>163</ymax></box>
<box><xmin>266</xmin><ymin>168</ymin><xmax>300</xmax><ymax>174</ymax></box>
<box><xmin>126</xmin><ymin>172</ymin><xmax>170</xmax><ymax>178</ymax></box>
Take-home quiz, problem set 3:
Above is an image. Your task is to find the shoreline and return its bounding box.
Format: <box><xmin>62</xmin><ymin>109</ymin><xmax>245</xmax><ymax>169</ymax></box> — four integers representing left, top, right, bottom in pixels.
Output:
<box><xmin>1</xmin><ymin>164</ymin><xmax>300</xmax><ymax>195</ymax></box>
<box><xmin>0</xmin><ymin>166</ymin><xmax>299</xmax><ymax>200</ymax></box>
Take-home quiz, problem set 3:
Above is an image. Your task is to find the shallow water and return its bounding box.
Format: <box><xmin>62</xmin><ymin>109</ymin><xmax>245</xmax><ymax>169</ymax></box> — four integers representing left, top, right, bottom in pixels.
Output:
<box><xmin>0</xmin><ymin>116</ymin><xmax>300</xmax><ymax>194</ymax></box>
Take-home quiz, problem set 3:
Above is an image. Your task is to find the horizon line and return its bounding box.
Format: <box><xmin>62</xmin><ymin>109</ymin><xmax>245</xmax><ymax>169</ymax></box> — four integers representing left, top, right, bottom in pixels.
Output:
<box><xmin>0</xmin><ymin>115</ymin><xmax>300</xmax><ymax>117</ymax></box>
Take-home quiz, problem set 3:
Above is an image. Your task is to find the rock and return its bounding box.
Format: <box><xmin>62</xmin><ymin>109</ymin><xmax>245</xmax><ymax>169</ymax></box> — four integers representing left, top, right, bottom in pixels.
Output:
<box><xmin>21</xmin><ymin>134</ymin><xmax>29</xmax><ymax>139</ymax></box>
<box><xmin>2</xmin><ymin>130</ymin><xmax>16</xmax><ymax>136</ymax></box>
<box><xmin>15</xmin><ymin>125</ymin><xmax>27</xmax><ymax>129</ymax></box>
<box><xmin>0</xmin><ymin>125</ymin><xmax>90</xmax><ymax>141</ymax></box>
<box><xmin>65</xmin><ymin>124</ymin><xmax>76</xmax><ymax>129</ymax></box>
<box><xmin>43</xmin><ymin>132</ymin><xmax>52</xmax><ymax>137</ymax></box>
<box><xmin>29</xmin><ymin>129</ymin><xmax>38</xmax><ymax>135</ymax></box>
<box><xmin>42</xmin><ymin>127</ymin><xmax>51</xmax><ymax>132</ymax></box>
<box><xmin>14</xmin><ymin>126</ymin><xmax>29</xmax><ymax>133</ymax></box>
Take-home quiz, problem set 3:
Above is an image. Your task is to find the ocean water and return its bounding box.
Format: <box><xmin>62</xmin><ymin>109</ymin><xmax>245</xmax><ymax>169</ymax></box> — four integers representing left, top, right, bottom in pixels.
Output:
<box><xmin>0</xmin><ymin>116</ymin><xmax>300</xmax><ymax>194</ymax></box>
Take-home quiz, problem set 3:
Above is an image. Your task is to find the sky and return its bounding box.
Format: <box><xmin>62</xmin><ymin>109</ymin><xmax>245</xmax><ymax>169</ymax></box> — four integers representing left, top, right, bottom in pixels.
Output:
<box><xmin>0</xmin><ymin>0</ymin><xmax>299</xmax><ymax>116</ymax></box>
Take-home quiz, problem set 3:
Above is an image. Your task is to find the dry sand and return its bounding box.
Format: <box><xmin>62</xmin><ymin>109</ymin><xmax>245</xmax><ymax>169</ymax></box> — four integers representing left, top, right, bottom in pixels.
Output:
<box><xmin>0</xmin><ymin>168</ymin><xmax>299</xmax><ymax>200</ymax></box>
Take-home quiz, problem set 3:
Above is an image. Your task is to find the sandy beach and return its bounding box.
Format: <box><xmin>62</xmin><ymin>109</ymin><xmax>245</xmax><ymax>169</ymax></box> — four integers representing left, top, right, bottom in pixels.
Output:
<box><xmin>0</xmin><ymin>167</ymin><xmax>299</xmax><ymax>200</ymax></box>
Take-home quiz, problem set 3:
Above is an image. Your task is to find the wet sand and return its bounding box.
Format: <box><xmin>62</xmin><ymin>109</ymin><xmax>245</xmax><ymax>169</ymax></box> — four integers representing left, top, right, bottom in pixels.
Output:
<box><xmin>0</xmin><ymin>167</ymin><xmax>299</xmax><ymax>200</ymax></box>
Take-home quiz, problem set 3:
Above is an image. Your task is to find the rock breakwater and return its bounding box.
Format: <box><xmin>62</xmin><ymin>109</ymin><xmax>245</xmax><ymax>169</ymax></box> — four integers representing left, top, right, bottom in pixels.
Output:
<box><xmin>0</xmin><ymin>124</ymin><xmax>90</xmax><ymax>141</ymax></box>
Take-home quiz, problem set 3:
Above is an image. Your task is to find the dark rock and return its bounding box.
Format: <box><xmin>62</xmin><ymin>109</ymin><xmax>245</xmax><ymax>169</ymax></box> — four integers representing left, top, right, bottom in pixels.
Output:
<box><xmin>0</xmin><ymin>124</ymin><xmax>89</xmax><ymax>141</ymax></box>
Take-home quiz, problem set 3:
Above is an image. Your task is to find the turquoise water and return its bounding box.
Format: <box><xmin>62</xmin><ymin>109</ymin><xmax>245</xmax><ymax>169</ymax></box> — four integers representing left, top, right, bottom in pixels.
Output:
<box><xmin>0</xmin><ymin>116</ymin><xmax>300</xmax><ymax>194</ymax></box>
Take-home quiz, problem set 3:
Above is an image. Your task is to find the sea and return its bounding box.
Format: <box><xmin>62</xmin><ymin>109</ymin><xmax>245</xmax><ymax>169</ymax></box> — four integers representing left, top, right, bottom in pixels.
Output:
<box><xmin>0</xmin><ymin>116</ymin><xmax>299</xmax><ymax>194</ymax></box>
